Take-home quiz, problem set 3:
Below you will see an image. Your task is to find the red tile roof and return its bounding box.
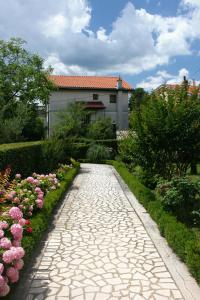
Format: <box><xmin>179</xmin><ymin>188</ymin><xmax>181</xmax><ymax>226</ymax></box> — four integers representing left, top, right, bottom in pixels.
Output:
<box><xmin>162</xmin><ymin>84</ymin><xmax>200</xmax><ymax>94</ymax></box>
<box><xmin>50</xmin><ymin>75</ymin><xmax>133</xmax><ymax>90</ymax></box>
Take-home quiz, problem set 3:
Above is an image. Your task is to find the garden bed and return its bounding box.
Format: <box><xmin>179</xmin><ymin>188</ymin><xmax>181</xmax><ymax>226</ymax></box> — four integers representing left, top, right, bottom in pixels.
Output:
<box><xmin>0</xmin><ymin>161</ymin><xmax>80</xmax><ymax>297</ymax></box>
<box><xmin>112</xmin><ymin>161</ymin><xmax>200</xmax><ymax>285</ymax></box>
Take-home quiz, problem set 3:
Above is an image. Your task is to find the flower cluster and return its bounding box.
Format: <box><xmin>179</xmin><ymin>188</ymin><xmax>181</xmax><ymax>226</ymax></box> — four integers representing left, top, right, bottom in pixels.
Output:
<box><xmin>0</xmin><ymin>214</ymin><xmax>26</xmax><ymax>296</ymax></box>
<box><xmin>1</xmin><ymin>172</ymin><xmax>59</xmax><ymax>219</ymax></box>
<box><xmin>0</xmin><ymin>169</ymin><xmax>62</xmax><ymax>296</ymax></box>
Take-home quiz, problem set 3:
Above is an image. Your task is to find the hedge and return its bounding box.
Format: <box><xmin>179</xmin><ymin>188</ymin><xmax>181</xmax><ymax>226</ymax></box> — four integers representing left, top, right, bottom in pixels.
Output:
<box><xmin>0</xmin><ymin>140</ymin><xmax>69</xmax><ymax>177</ymax></box>
<box><xmin>0</xmin><ymin>142</ymin><xmax>44</xmax><ymax>177</ymax></box>
<box><xmin>22</xmin><ymin>165</ymin><xmax>80</xmax><ymax>259</ymax></box>
<box><xmin>64</xmin><ymin>138</ymin><xmax>118</xmax><ymax>159</ymax></box>
<box><xmin>112</xmin><ymin>161</ymin><xmax>200</xmax><ymax>284</ymax></box>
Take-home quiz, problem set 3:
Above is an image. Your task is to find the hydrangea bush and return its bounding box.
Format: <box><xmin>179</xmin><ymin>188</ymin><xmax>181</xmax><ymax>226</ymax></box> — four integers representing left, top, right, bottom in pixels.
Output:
<box><xmin>0</xmin><ymin>166</ymin><xmax>66</xmax><ymax>297</ymax></box>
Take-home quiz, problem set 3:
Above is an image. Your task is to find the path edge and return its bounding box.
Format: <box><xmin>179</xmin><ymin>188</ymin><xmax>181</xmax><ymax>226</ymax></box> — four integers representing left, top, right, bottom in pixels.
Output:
<box><xmin>112</xmin><ymin>165</ymin><xmax>200</xmax><ymax>300</ymax></box>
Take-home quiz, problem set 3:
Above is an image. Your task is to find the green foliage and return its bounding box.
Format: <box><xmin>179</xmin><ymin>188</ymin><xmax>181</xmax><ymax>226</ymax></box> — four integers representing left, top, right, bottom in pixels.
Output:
<box><xmin>87</xmin><ymin>117</ymin><xmax>115</xmax><ymax>140</ymax></box>
<box><xmin>157</xmin><ymin>176</ymin><xmax>200</xmax><ymax>225</ymax></box>
<box><xmin>22</xmin><ymin>166</ymin><xmax>79</xmax><ymax>259</ymax></box>
<box><xmin>0</xmin><ymin>38</ymin><xmax>53</xmax><ymax>143</ymax></box>
<box><xmin>22</xmin><ymin>105</ymin><xmax>45</xmax><ymax>141</ymax></box>
<box><xmin>129</xmin><ymin>87</ymin><xmax>149</xmax><ymax>111</ymax></box>
<box><xmin>86</xmin><ymin>144</ymin><xmax>111</xmax><ymax>163</ymax></box>
<box><xmin>54</xmin><ymin>103</ymin><xmax>90</xmax><ymax>138</ymax></box>
<box><xmin>186</xmin><ymin>240</ymin><xmax>200</xmax><ymax>283</ymax></box>
<box><xmin>130</xmin><ymin>85</ymin><xmax>200</xmax><ymax>180</ymax></box>
<box><xmin>0</xmin><ymin>141</ymin><xmax>43</xmax><ymax>177</ymax></box>
<box><xmin>118</xmin><ymin>132</ymin><xmax>139</xmax><ymax>171</ymax></box>
<box><xmin>0</xmin><ymin>138</ymin><xmax>73</xmax><ymax>177</ymax></box>
<box><xmin>112</xmin><ymin>161</ymin><xmax>200</xmax><ymax>284</ymax></box>
<box><xmin>41</xmin><ymin>138</ymin><xmax>66</xmax><ymax>173</ymax></box>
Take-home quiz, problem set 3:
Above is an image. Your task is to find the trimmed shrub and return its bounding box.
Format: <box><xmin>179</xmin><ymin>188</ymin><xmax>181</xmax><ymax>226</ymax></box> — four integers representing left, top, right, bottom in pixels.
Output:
<box><xmin>112</xmin><ymin>161</ymin><xmax>200</xmax><ymax>284</ymax></box>
<box><xmin>0</xmin><ymin>139</ymin><xmax>73</xmax><ymax>177</ymax></box>
<box><xmin>86</xmin><ymin>144</ymin><xmax>111</xmax><ymax>163</ymax></box>
<box><xmin>0</xmin><ymin>141</ymin><xmax>43</xmax><ymax>177</ymax></box>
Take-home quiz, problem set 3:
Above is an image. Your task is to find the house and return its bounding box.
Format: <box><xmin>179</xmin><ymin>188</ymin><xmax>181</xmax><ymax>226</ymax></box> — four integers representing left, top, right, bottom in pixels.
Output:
<box><xmin>47</xmin><ymin>75</ymin><xmax>133</xmax><ymax>136</ymax></box>
<box><xmin>156</xmin><ymin>77</ymin><xmax>200</xmax><ymax>96</ymax></box>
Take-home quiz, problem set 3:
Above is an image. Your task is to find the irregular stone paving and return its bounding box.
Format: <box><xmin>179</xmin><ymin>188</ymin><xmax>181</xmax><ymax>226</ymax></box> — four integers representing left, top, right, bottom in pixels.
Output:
<box><xmin>25</xmin><ymin>164</ymin><xmax>184</xmax><ymax>300</ymax></box>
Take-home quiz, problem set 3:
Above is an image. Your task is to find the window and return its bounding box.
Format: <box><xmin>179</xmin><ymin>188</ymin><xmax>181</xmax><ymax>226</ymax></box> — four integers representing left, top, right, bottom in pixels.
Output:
<box><xmin>93</xmin><ymin>94</ymin><xmax>99</xmax><ymax>100</ymax></box>
<box><xmin>110</xmin><ymin>94</ymin><xmax>117</xmax><ymax>103</ymax></box>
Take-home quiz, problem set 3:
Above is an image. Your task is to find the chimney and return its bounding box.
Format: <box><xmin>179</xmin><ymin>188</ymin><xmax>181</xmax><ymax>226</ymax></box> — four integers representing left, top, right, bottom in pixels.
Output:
<box><xmin>117</xmin><ymin>76</ymin><xmax>123</xmax><ymax>89</ymax></box>
<box><xmin>192</xmin><ymin>79</ymin><xmax>196</xmax><ymax>86</ymax></box>
<box><xmin>183</xmin><ymin>75</ymin><xmax>188</xmax><ymax>86</ymax></box>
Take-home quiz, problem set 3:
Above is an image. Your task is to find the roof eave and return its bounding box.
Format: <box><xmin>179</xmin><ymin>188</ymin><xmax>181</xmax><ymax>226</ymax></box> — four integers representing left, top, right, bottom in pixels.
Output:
<box><xmin>54</xmin><ymin>86</ymin><xmax>133</xmax><ymax>92</ymax></box>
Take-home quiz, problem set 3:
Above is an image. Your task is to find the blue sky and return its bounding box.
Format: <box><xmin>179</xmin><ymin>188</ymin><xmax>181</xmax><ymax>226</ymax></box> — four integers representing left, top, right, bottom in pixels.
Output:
<box><xmin>0</xmin><ymin>0</ymin><xmax>200</xmax><ymax>90</ymax></box>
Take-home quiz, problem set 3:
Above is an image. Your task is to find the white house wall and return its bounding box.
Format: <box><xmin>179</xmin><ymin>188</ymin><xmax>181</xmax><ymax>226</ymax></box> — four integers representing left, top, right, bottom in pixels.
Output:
<box><xmin>48</xmin><ymin>89</ymin><xmax>129</xmax><ymax>135</ymax></box>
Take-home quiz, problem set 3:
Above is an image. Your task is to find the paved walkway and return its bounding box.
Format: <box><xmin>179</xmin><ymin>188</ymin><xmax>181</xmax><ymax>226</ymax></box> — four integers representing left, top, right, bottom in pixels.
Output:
<box><xmin>14</xmin><ymin>164</ymin><xmax>200</xmax><ymax>300</ymax></box>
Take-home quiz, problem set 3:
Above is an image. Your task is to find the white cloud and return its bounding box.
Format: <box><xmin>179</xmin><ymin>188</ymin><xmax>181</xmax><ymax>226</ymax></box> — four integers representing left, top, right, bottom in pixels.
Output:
<box><xmin>44</xmin><ymin>54</ymin><xmax>95</xmax><ymax>75</ymax></box>
<box><xmin>137</xmin><ymin>68</ymin><xmax>190</xmax><ymax>90</ymax></box>
<box><xmin>0</xmin><ymin>0</ymin><xmax>200</xmax><ymax>75</ymax></box>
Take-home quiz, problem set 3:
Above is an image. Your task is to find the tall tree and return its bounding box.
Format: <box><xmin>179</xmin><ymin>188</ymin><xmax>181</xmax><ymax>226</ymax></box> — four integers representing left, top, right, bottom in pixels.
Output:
<box><xmin>129</xmin><ymin>87</ymin><xmax>149</xmax><ymax>111</ymax></box>
<box><xmin>0</xmin><ymin>38</ymin><xmax>54</xmax><ymax>142</ymax></box>
<box><xmin>130</xmin><ymin>85</ymin><xmax>200</xmax><ymax>180</ymax></box>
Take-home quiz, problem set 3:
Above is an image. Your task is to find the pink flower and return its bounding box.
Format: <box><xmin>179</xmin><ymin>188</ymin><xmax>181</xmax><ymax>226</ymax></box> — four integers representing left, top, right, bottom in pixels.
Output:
<box><xmin>18</xmin><ymin>218</ymin><xmax>26</xmax><ymax>226</ymax></box>
<box><xmin>35</xmin><ymin>187</ymin><xmax>41</xmax><ymax>193</ymax></box>
<box><xmin>10</xmin><ymin>224</ymin><xmax>23</xmax><ymax>239</ymax></box>
<box><xmin>12</xmin><ymin>240</ymin><xmax>21</xmax><ymax>247</ymax></box>
<box><xmin>36</xmin><ymin>199</ymin><xmax>43</xmax><ymax>209</ymax></box>
<box><xmin>6</xmin><ymin>267</ymin><xmax>17</xmax><ymax>278</ymax></box>
<box><xmin>33</xmin><ymin>179</ymin><xmax>39</xmax><ymax>185</ymax></box>
<box><xmin>27</xmin><ymin>177</ymin><xmax>34</xmax><ymax>183</ymax></box>
<box><xmin>0</xmin><ymin>283</ymin><xmax>10</xmax><ymax>297</ymax></box>
<box><xmin>0</xmin><ymin>264</ymin><xmax>4</xmax><ymax>275</ymax></box>
<box><xmin>13</xmin><ymin>197</ymin><xmax>20</xmax><ymax>204</ymax></box>
<box><xmin>28</xmin><ymin>212</ymin><xmax>32</xmax><ymax>216</ymax></box>
<box><xmin>0</xmin><ymin>221</ymin><xmax>8</xmax><ymax>230</ymax></box>
<box><xmin>9</xmin><ymin>207</ymin><xmax>23</xmax><ymax>220</ymax></box>
<box><xmin>29</xmin><ymin>205</ymin><xmax>33</xmax><ymax>212</ymax></box>
<box><xmin>18</xmin><ymin>205</ymin><xmax>24</xmax><ymax>210</ymax></box>
<box><xmin>14</xmin><ymin>259</ymin><xmax>24</xmax><ymax>270</ymax></box>
<box><xmin>2</xmin><ymin>250</ymin><xmax>14</xmax><ymax>263</ymax></box>
<box><xmin>38</xmin><ymin>192</ymin><xmax>44</xmax><ymax>199</ymax></box>
<box><xmin>6</xmin><ymin>267</ymin><xmax>19</xmax><ymax>283</ymax></box>
<box><xmin>0</xmin><ymin>230</ymin><xmax>4</xmax><ymax>238</ymax></box>
<box><xmin>15</xmin><ymin>174</ymin><xmax>21</xmax><ymax>179</ymax></box>
<box><xmin>0</xmin><ymin>275</ymin><xmax>5</xmax><ymax>288</ymax></box>
<box><xmin>0</xmin><ymin>238</ymin><xmax>12</xmax><ymax>249</ymax></box>
<box><xmin>10</xmin><ymin>247</ymin><xmax>25</xmax><ymax>260</ymax></box>
<box><xmin>23</xmin><ymin>198</ymin><xmax>30</xmax><ymax>203</ymax></box>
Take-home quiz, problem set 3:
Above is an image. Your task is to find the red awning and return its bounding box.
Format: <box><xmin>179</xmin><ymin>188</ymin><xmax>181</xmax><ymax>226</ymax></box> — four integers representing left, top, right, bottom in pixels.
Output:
<box><xmin>85</xmin><ymin>101</ymin><xmax>106</xmax><ymax>109</ymax></box>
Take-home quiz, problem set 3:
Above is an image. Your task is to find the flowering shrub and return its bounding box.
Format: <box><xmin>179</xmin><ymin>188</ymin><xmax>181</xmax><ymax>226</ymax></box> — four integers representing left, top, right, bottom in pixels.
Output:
<box><xmin>0</xmin><ymin>165</ymin><xmax>69</xmax><ymax>296</ymax></box>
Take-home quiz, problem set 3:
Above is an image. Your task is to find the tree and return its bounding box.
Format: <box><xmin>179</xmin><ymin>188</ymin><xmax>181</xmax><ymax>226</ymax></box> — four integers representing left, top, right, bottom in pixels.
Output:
<box><xmin>130</xmin><ymin>85</ymin><xmax>200</xmax><ymax>180</ymax></box>
<box><xmin>87</xmin><ymin>117</ymin><xmax>115</xmax><ymax>140</ymax></box>
<box><xmin>54</xmin><ymin>103</ymin><xmax>91</xmax><ymax>138</ymax></box>
<box><xmin>0</xmin><ymin>38</ymin><xmax>53</xmax><ymax>142</ymax></box>
<box><xmin>129</xmin><ymin>87</ymin><xmax>149</xmax><ymax>111</ymax></box>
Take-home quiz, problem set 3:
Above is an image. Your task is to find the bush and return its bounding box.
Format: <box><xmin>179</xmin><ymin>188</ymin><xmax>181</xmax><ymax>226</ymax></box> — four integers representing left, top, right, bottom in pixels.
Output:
<box><xmin>86</xmin><ymin>144</ymin><xmax>111</xmax><ymax>163</ymax></box>
<box><xmin>0</xmin><ymin>139</ymin><xmax>72</xmax><ymax>177</ymax></box>
<box><xmin>112</xmin><ymin>161</ymin><xmax>200</xmax><ymax>284</ymax></box>
<box><xmin>87</xmin><ymin>117</ymin><xmax>115</xmax><ymax>140</ymax></box>
<box><xmin>157</xmin><ymin>176</ymin><xmax>200</xmax><ymax>225</ymax></box>
<box><xmin>118</xmin><ymin>133</ymin><xmax>139</xmax><ymax>171</ymax></box>
<box><xmin>0</xmin><ymin>141</ymin><xmax>43</xmax><ymax>177</ymax></box>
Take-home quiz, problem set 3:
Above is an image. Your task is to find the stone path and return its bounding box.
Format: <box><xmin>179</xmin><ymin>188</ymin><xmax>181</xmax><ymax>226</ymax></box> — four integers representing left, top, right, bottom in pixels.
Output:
<box><xmin>15</xmin><ymin>164</ymin><xmax>200</xmax><ymax>300</ymax></box>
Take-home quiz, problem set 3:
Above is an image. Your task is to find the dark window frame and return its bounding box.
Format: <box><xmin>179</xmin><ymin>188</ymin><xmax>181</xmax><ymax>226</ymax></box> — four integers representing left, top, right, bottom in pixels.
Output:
<box><xmin>93</xmin><ymin>94</ymin><xmax>99</xmax><ymax>100</ymax></box>
<box><xmin>110</xmin><ymin>94</ymin><xmax>117</xmax><ymax>103</ymax></box>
